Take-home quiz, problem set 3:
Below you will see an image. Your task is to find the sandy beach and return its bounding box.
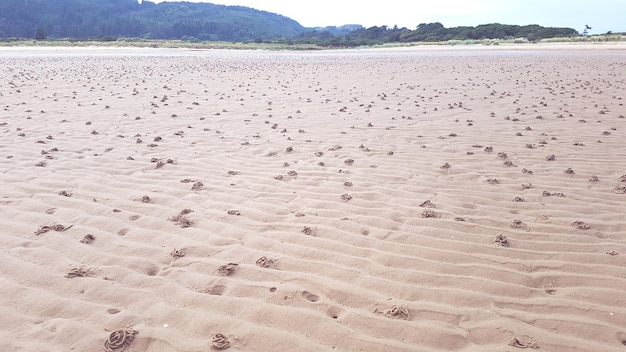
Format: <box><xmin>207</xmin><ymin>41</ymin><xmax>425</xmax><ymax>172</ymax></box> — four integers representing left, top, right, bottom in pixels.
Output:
<box><xmin>1</xmin><ymin>44</ymin><xmax>625</xmax><ymax>351</ymax></box>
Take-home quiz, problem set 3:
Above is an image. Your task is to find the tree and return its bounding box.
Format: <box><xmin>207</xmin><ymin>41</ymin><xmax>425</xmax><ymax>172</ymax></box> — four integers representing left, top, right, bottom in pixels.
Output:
<box><xmin>35</xmin><ymin>27</ymin><xmax>46</xmax><ymax>40</ymax></box>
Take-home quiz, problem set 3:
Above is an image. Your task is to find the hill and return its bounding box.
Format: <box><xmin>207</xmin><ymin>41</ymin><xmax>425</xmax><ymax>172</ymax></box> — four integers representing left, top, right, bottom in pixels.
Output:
<box><xmin>0</xmin><ymin>0</ymin><xmax>306</xmax><ymax>41</ymax></box>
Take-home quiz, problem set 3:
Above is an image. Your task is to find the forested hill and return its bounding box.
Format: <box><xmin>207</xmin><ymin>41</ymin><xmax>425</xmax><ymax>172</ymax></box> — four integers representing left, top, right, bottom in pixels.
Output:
<box><xmin>0</xmin><ymin>0</ymin><xmax>579</xmax><ymax>44</ymax></box>
<box><xmin>0</xmin><ymin>0</ymin><xmax>306</xmax><ymax>41</ymax></box>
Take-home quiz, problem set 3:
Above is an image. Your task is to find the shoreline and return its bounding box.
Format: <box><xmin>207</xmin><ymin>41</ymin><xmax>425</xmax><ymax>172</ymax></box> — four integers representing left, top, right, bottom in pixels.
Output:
<box><xmin>1</xmin><ymin>41</ymin><xmax>626</xmax><ymax>56</ymax></box>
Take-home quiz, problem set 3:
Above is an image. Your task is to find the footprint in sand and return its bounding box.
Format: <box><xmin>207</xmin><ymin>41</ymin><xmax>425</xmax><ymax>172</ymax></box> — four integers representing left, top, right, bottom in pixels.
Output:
<box><xmin>302</xmin><ymin>290</ymin><xmax>320</xmax><ymax>302</ymax></box>
<box><xmin>128</xmin><ymin>215</ymin><xmax>140</xmax><ymax>221</ymax></box>
<box><xmin>616</xmin><ymin>332</ymin><xmax>626</xmax><ymax>346</ymax></box>
<box><xmin>209</xmin><ymin>285</ymin><xmax>226</xmax><ymax>295</ymax></box>
<box><xmin>45</xmin><ymin>208</ymin><xmax>57</xmax><ymax>214</ymax></box>
<box><xmin>117</xmin><ymin>228</ymin><xmax>129</xmax><ymax>236</ymax></box>
<box><xmin>146</xmin><ymin>266</ymin><xmax>159</xmax><ymax>276</ymax></box>
<box><xmin>326</xmin><ymin>306</ymin><xmax>344</xmax><ymax>319</ymax></box>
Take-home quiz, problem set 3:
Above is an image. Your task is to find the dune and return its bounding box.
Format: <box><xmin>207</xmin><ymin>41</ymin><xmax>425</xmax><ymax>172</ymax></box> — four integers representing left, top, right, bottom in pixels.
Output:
<box><xmin>1</xmin><ymin>44</ymin><xmax>625</xmax><ymax>351</ymax></box>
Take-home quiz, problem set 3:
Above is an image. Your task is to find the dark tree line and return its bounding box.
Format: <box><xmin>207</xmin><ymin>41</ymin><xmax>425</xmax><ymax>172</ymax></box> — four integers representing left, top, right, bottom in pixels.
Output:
<box><xmin>0</xmin><ymin>0</ymin><xmax>579</xmax><ymax>45</ymax></box>
<box><xmin>294</xmin><ymin>23</ymin><xmax>579</xmax><ymax>47</ymax></box>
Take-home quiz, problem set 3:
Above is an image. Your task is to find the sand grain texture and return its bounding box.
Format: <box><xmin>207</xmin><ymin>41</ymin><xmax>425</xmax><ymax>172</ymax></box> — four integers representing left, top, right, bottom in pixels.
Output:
<box><xmin>1</xmin><ymin>45</ymin><xmax>625</xmax><ymax>351</ymax></box>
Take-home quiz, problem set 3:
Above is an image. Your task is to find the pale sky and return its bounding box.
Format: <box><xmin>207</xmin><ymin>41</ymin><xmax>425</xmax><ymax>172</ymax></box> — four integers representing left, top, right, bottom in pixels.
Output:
<box><xmin>151</xmin><ymin>0</ymin><xmax>625</xmax><ymax>34</ymax></box>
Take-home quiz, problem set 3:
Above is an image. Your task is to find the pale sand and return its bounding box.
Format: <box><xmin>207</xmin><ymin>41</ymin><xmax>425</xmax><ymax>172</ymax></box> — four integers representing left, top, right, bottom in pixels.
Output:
<box><xmin>1</xmin><ymin>45</ymin><xmax>625</xmax><ymax>351</ymax></box>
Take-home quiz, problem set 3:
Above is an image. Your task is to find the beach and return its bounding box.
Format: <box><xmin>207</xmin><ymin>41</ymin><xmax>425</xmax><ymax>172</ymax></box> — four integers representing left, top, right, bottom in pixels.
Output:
<box><xmin>1</xmin><ymin>44</ymin><xmax>625</xmax><ymax>351</ymax></box>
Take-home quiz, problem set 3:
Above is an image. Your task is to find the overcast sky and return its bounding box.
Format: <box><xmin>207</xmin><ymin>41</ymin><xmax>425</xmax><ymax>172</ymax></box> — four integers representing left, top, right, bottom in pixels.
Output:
<box><xmin>150</xmin><ymin>0</ymin><xmax>624</xmax><ymax>35</ymax></box>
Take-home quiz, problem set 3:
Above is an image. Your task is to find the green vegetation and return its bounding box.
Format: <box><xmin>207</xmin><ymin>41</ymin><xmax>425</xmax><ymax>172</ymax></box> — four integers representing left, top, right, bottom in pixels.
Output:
<box><xmin>293</xmin><ymin>23</ymin><xmax>580</xmax><ymax>47</ymax></box>
<box><xmin>0</xmin><ymin>0</ymin><xmax>304</xmax><ymax>41</ymax></box>
<box><xmin>539</xmin><ymin>33</ymin><xmax>626</xmax><ymax>43</ymax></box>
<box><xmin>0</xmin><ymin>37</ymin><xmax>325</xmax><ymax>50</ymax></box>
<box><xmin>1</xmin><ymin>0</ymin><xmax>618</xmax><ymax>48</ymax></box>
<box><xmin>3</xmin><ymin>34</ymin><xmax>624</xmax><ymax>51</ymax></box>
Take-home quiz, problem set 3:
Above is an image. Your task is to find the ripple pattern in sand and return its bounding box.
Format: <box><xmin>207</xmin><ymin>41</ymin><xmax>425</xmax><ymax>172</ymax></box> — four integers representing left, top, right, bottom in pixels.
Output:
<box><xmin>1</xmin><ymin>49</ymin><xmax>625</xmax><ymax>352</ymax></box>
